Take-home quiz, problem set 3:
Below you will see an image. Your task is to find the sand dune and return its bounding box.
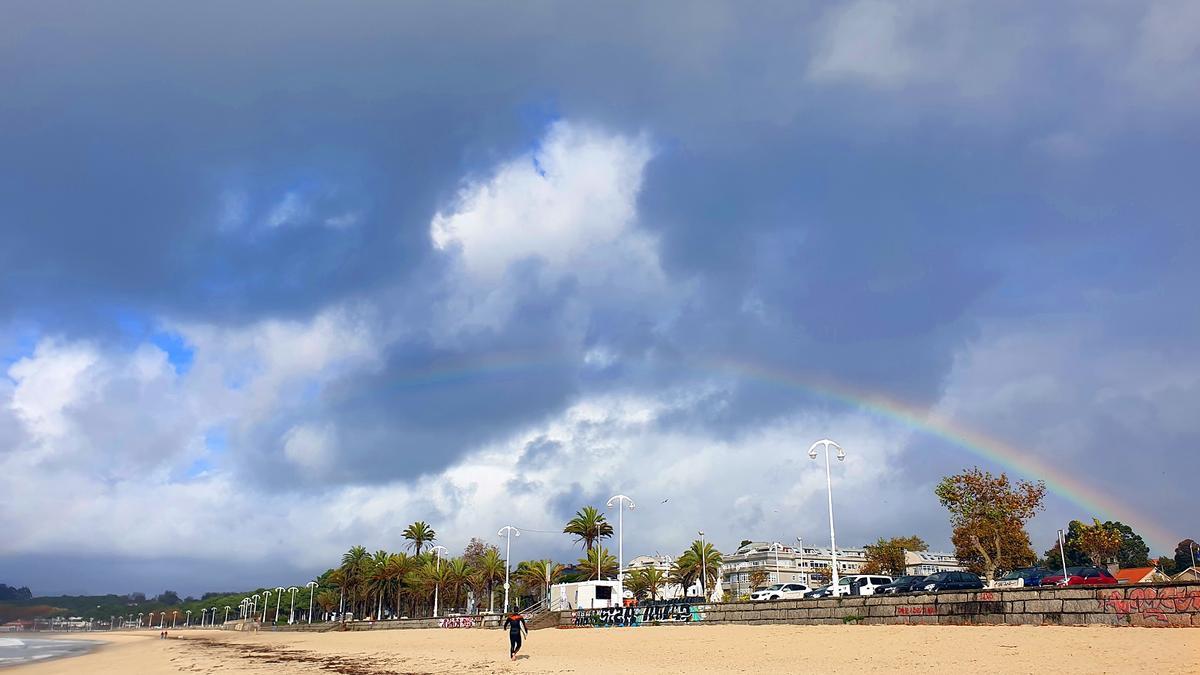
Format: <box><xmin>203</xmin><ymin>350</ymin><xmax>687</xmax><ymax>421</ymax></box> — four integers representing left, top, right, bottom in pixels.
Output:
<box><xmin>16</xmin><ymin>624</ymin><xmax>1200</xmax><ymax>674</ymax></box>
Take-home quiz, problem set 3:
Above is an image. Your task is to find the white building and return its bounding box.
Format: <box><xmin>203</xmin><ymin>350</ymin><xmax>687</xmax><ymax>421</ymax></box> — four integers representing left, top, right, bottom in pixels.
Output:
<box><xmin>624</xmin><ymin>554</ymin><xmax>687</xmax><ymax>599</ymax></box>
<box><xmin>550</xmin><ymin>580</ymin><xmax>623</xmax><ymax>610</ymax></box>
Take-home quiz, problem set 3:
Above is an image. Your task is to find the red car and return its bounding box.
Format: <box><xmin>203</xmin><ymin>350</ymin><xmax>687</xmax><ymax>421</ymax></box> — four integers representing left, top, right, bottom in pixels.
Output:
<box><xmin>1039</xmin><ymin>566</ymin><xmax>1117</xmax><ymax>586</ymax></box>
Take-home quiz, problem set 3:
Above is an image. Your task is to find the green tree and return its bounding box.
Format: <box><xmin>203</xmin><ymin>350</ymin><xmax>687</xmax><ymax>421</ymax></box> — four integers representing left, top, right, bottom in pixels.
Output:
<box><xmin>676</xmin><ymin>540</ymin><xmax>722</xmax><ymax>597</ymax></box>
<box><xmin>516</xmin><ymin>559</ymin><xmax>564</xmax><ymax>604</ymax></box>
<box><xmin>748</xmin><ymin>569</ymin><xmax>769</xmax><ymax>590</ymax></box>
<box><xmin>477</xmin><ymin>548</ymin><xmax>506</xmax><ymax>613</ymax></box>
<box><xmin>340</xmin><ymin>546</ymin><xmax>369</xmax><ymax>618</ymax></box>
<box><xmin>862</xmin><ymin>536</ymin><xmax>928</xmax><ymax>575</ymax></box>
<box><xmin>641</xmin><ymin>567</ymin><xmax>666</xmax><ymax>600</ymax></box>
<box><xmin>624</xmin><ymin>568</ymin><xmax>651</xmax><ymax>600</ymax></box>
<box><xmin>563</xmin><ymin>506</ymin><xmax>614</xmax><ymax>551</ymax></box>
<box><xmin>403</xmin><ymin>521</ymin><xmax>436</xmax><ymax>556</ymax></box>
<box><xmin>1174</xmin><ymin>539</ymin><xmax>1198</xmax><ymax>572</ymax></box>
<box><xmin>1077</xmin><ymin>519</ymin><xmax>1122</xmax><ymax>567</ymax></box>
<box><xmin>577</xmin><ymin>546</ymin><xmax>619</xmax><ymax>580</ymax></box>
<box><xmin>935</xmin><ymin>468</ymin><xmax>1045</xmax><ymax>580</ymax></box>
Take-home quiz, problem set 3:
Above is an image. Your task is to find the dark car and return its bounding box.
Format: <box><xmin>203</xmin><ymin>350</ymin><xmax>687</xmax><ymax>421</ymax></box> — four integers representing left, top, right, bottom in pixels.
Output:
<box><xmin>875</xmin><ymin>575</ymin><xmax>927</xmax><ymax>595</ymax></box>
<box><xmin>917</xmin><ymin>571</ymin><xmax>985</xmax><ymax>592</ymax></box>
<box><xmin>994</xmin><ymin>567</ymin><xmax>1056</xmax><ymax>588</ymax></box>
<box><xmin>1040</xmin><ymin>566</ymin><xmax>1118</xmax><ymax>586</ymax></box>
<box><xmin>803</xmin><ymin>584</ymin><xmax>832</xmax><ymax>598</ymax></box>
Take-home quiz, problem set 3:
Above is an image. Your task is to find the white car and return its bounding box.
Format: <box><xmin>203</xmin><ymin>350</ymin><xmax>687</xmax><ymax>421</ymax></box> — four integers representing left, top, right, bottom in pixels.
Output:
<box><xmin>750</xmin><ymin>583</ymin><xmax>811</xmax><ymax>600</ymax></box>
<box><xmin>829</xmin><ymin>575</ymin><xmax>893</xmax><ymax>597</ymax></box>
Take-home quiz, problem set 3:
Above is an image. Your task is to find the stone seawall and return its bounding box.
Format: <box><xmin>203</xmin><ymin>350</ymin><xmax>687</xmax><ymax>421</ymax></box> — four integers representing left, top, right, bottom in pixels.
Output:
<box><xmin>559</xmin><ymin>583</ymin><xmax>1200</xmax><ymax>629</ymax></box>
<box><xmin>268</xmin><ymin>615</ymin><xmax>505</xmax><ymax>632</ymax></box>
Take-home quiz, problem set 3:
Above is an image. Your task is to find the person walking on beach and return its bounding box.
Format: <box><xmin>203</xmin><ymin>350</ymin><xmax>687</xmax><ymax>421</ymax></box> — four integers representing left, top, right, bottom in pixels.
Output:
<box><xmin>503</xmin><ymin>611</ymin><xmax>527</xmax><ymax>660</ymax></box>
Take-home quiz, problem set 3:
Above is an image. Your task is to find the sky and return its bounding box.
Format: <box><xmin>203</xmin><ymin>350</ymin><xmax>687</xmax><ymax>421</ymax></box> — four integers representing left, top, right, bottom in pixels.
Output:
<box><xmin>1</xmin><ymin>1</ymin><xmax>1197</xmax><ymax>596</ymax></box>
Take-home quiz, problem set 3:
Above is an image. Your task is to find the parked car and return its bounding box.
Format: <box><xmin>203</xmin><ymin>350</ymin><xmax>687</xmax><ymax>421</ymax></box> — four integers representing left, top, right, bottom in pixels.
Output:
<box><xmin>919</xmin><ymin>571</ymin><xmax>985</xmax><ymax>592</ymax></box>
<box><xmin>875</xmin><ymin>575</ymin><xmax>928</xmax><ymax>595</ymax></box>
<box><xmin>993</xmin><ymin>567</ymin><xmax>1056</xmax><ymax>588</ymax></box>
<box><xmin>750</xmin><ymin>583</ymin><xmax>811</xmax><ymax>601</ymax></box>
<box><xmin>804</xmin><ymin>584</ymin><xmax>832</xmax><ymax>598</ymax></box>
<box><xmin>1040</xmin><ymin>566</ymin><xmax>1118</xmax><ymax>586</ymax></box>
<box><xmin>830</xmin><ymin>575</ymin><xmax>894</xmax><ymax>596</ymax></box>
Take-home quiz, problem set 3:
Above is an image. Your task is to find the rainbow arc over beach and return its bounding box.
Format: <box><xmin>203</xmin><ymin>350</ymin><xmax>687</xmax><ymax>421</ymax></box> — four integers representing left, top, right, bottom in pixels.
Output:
<box><xmin>388</xmin><ymin>351</ymin><xmax>1178</xmax><ymax>553</ymax></box>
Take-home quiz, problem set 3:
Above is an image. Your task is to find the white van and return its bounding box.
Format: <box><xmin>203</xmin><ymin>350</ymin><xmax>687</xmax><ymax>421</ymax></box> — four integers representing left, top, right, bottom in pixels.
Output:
<box><xmin>830</xmin><ymin>575</ymin><xmax>893</xmax><ymax>597</ymax></box>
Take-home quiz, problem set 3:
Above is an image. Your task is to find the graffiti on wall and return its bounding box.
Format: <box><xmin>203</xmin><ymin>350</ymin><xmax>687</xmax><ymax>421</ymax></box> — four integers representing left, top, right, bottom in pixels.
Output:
<box><xmin>439</xmin><ymin>616</ymin><xmax>476</xmax><ymax>628</ymax></box>
<box><xmin>573</xmin><ymin>602</ymin><xmax>704</xmax><ymax>627</ymax></box>
<box><xmin>1100</xmin><ymin>587</ymin><xmax>1200</xmax><ymax>623</ymax></box>
<box><xmin>896</xmin><ymin>606</ymin><xmax>936</xmax><ymax>616</ymax></box>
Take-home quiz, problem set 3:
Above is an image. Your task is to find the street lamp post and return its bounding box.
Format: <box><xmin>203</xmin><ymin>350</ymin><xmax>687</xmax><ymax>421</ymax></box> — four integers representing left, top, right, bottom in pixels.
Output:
<box><xmin>252</xmin><ymin>594</ymin><xmax>259</xmax><ymax>618</ymax></box>
<box><xmin>210</xmin><ymin>608</ymin><xmax>218</xmax><ymax>628</ymax></box>
<box><xmin>431</xmin><ymin>545</ymin><xmax>449</xmax><ymax>617</ymax></box>
<box><xmin>224</xmin><ymin>606</ymin><xmax>231</xmax><ymax>625</ymax></box>
<box><xmin>769</xmin><ymin>542</ymin><xmax>783</xmax><ymax>584</ymax></box>
<box><xmin>808</xmin><ymin>439</ymin><xmax>846</xmax><ymax>592</ymax></box>
<box><xmin>261</xmin><ymin>590</ymin><xmax>272</xmax><ymax>623</ymax></box>
<box><xmin>698</xmin><ymin>530</ymin><xmax>707</xmax><ymax>600</ymax></box>
<box><xmin>274</xmin><ymin>587</ymin><xmax>285</xmax><ymax>624</ymax></box>
<box><xmin>607</xmin><ymin>494</ymin><xmax>636</xmax><ymax>584</ymax></box>
<box><xmin>498</xmin><ymin>526</ymin><xmax>520</xmax><ymax>613</ymax></box>
<box><xmin>306</xmin><ymin>581</ymin><xmax>318</xmax><ymax>624</ymax></box>
<box><xmin>796</xmin><ymin>537</ymin><xmax>806</xmax><ymax>585</ymax></box>
<box><xmin>287</xmin><ymin>587</ymin><xmax>299</xmax><ymax>624</ymax></box>
<box><xmin>1190</xmin><ymin>542</ymin><xmax>1197</xmax><ymax>570</ymax></box>
<box><xmin>185</xmin><ymin>610</ymin><xmax>192</xmax><ymax>627</ymax></box>
<box><xmin>171</xmin><ymin>611</ymin><xmax>178</xmax><ymax>628</ymax></box>
<box><xmin>1058</xmin><ymin>528</ymin><xmax>1069</xmax><ymax>584</ymax></box>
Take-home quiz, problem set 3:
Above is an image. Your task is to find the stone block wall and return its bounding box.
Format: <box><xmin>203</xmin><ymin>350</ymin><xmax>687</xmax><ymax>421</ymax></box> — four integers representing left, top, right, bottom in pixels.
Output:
<box><xmin>557</xmin><ymin>583</ymin><xmax>1200</xmax><ymax>629</ymax></box>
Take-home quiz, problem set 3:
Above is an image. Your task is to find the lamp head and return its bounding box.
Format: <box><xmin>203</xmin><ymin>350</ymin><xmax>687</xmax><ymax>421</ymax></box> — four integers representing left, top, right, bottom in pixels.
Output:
<box><xmin>836</xmin><ymin>448</ymin><xmax>846</xmax><ymax>461</ymax></box>
<box><xmin>808</xmin><ymin>448</ymin><xmax>818</xmax><ymax>459</ymax></box>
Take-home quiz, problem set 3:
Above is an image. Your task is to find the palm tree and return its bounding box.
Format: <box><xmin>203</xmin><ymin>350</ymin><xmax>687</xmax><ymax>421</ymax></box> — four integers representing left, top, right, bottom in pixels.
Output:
<box><xmin>667</xmin><ymin>559</ymin><xmax>693</xmax><ymax>599</ymax></box>
<box><xmin>624</xmin><ymin>568</ymin><xmax>650</xmax><ymax>600</ymax></box>
<box><xmin>446</xmin><ymin>557</ymin><xmax>470</xmax><ymax>613</ymax></box>
<box><xmin>677</xmin><ymin>540</ymin><xmax>722</xmax><ymax>598</ymax></box>
<box><xmin>316</xmin><ymin>590</ymin><xmax>339</xmax><ymax>622</ymax></box>
<box><xmin>403</xmin><ymin>521</ymin><xmax>436</xmax><ymax>556</ymax></box>
<box><xmin>416</xmin><ymin>558</ymin><xmax>450</xmax><ymax>616</ymax></box>
<box><xmin>368</xmin><ymin>549</ymin><xmax>390</xmax><ymax>619</ymax></box>
<box><xmin>563</xmin><ymin>506</ymin><xmax>614</xmax><ymax>551</ymax></box>
<box><xmin>577</xmin><ymin>546</ymin><xmax>619</xmax><ymax>581</ymax></box>
<box><xmin>340</xmin><ymin>546</ymin><xmax>369</xmax><ymax>617</ymax></box>
<box><xmin>515</xmin><ymin>559</ymin><xmax>564</xmax><ymax>606</ymax></box>
<box><xmin>384</xmin><ymin>553</ymin><xmax>413</xmax><ymax>618</ymax></box>
<box><xmin>642</xmin><ymin>567</ymin><xmax>666</xmax><ymax>600</ymax></box>
<box><xmin>478</xmin><ymin>548</ymin><xmax>506</xmax><ymax>613</ymax></box>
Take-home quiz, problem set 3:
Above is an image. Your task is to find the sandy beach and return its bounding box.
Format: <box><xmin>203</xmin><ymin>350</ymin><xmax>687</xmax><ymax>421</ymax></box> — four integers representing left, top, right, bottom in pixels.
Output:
<box><xmin>13</xmin><ymin>625</ymin><xmax>1200</xmax><ymax>674</ymax></box>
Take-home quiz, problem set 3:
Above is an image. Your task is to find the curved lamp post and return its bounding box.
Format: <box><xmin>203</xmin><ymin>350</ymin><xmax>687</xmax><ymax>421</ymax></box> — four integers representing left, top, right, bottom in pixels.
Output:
<box><xmin>261</xmin><ymin>590</ymin><xmax>272</xmax><ymax>623</ymax></box>
<box><xmin>431</xmin><ymin>545</ymin><xmax>449</xmax><ymax>617</ymax></box>
<box><xmin>185</xmin><ymin>609</ymin><xmax>192</xmax><ymax>627</ymax></box>
<box><xmin>274</xmin><ymin>587</ymin><xmax>285</xmax><ymax>624</ymax></box>
<box><xmin>607</xmin><ymin>494</ymin><xmax>636</xmax><ymax>583</ymax></box>
<box><xmin>305</xmin><ymin>581</ymin><xmax>318</xmax><ymax>624</ymax></box>
<box><xmin>769</xmin><ymin>542</ymin><xmax>784</xmax><ymax>584</ymax></box>
<box><xmin>808</xmin><ymin>439</ymin><xmax>845</xmax><ymax>591</ymax></box>
<box><xmin>795</xmin><ymin>537</ymin><xmax>806</xmax><ymax>585</ymax></box>
<box><xmin>171</xmin><ymin>610</ymin><xmax>178</xmax><ymax>628</ymax></box>
<box><xmin>498</xmin><ymin>526</ymin><xmax>520</xmax><ymax>613</ymax></box>
<box><xmin>698</xmin><ymin>530</ymin><xmax>706</xmax><ymax>599</ymax></box>
<box><xmin>223</xmin><ymin>606</ymin><xmax>231</xmax><ymax>625</ymax></box>
<box><xmin>287</xmin><ymin>587</ymin><xmax>299</xmax><ymax>624</ymax></box>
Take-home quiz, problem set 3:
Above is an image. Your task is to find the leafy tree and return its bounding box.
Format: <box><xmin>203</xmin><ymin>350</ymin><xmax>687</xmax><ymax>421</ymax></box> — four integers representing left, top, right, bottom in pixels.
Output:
<box><xmin>576</xmin><ymin>546</ymin><xmax>619</xmax><ymax>581</ymax></box>
<box><xmin>402</xmin><ymin>522</ymin><xmax>436</xmax><ymax>556</ymax></box>
<box><xmin>1042</xmin><ymin>520</ymin><xmax>1089</xmax><ymax>568</ymax></box>
<box><xmin>748</xmin><ymin>569</ymin><xmax>769</xmax><ymax>590</ymax></box>
<box><xmin>1174</xmin><ymin>539</ymin><xmax>1198</xmax><ymax>572</ymax></box>
<box><xmin>477</xmin><ymin>548</ymin><xmax>506</xmax><ymax>613</ymax></box>
<box><xmin>624</xmin><ymin>568</ymin><xmax>651</xmax><ymax>600</ymax></box>
<box><xmin>156</xmin><ymin>590</ymin><xmax>180</xmax><ymax>605</ymax></box>
<box><xmin>1077</xmin><ymin>519</ymin><xmax>1122</xmax><ymax>567</ymax></box>
<box><xmin>641</xmin><ymin>567</ymin><xmax>666</xmax><ymax>600</ymax></box>
<box><xmin>0</xmin><ymin>585</ymin><xmax>32</xmax><ymax>602</ymax></box>
<box><xmin>1104</xmin><ymin>521</ymin><xmax>1151</xmax><ymax>567</ymax></box>
<box><xmin>935</xmin><ymin>468</ymin><xmax>1045</xmax><ymax>580</ymax></box>
<box><xmin>1157</xmin><ymin>556</ymin><xmax>1178</xmax><ymax>575</ymax></box>
<box><xmin>863</xmin><ymin>536</ymin><xmax>928</xmax><ymax>575</ymax></box>
<box><xmin>563</xmin><ymin>506</ymin><xmax>614</xmax><ymax>551</ymax></box>
<box><xmin>739</xmin><ymin>540</ymin><xmax>753</xmax><ymax>549</ymax></box>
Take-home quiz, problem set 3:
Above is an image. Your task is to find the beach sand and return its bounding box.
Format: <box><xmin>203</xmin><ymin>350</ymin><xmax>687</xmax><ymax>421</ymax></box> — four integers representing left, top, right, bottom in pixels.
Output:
<box><xmin>15</xmin><ymin>624</ymin><xmax>1200</xmax><ymax>674</ymax></box>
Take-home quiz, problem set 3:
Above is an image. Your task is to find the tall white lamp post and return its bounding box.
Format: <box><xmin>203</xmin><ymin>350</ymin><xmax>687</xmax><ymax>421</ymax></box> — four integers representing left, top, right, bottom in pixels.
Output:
<box><xmin>431</xmin><ymin>545</ymin><xmax>449</xmax><ymax>617</ymax></box>
<box><xmin>769</xmin><ymin>542</ymin><xmax>783</xmax><ymax>584</ymax></box>
<box><xmin>209</xmin><ymin>608</ymin><xmax>218</xmax><ymax>628</ymax></box>
<box><xmin>223</xmin><ymin>606</ymin><xmax>231</xmax><ymax>625</ymax></box>
<box><xmin>607</xmin><ymin>494</ymin><xmax>636</xmax><ymax>583</ymax></box>
<box><xmin>287</xmin><ymin>587</ymin><xmax>299</xmax><ymax>624</ymax></box>
<box><xmin>698</xmin><ymin>530</ymin><xmax>706</xmax><ymax>599</ymax></box>
<box><xmin>261</xmin><ymin>590</ymin><xmax>272</xmax><ymax>623</ymax></box>
<box><xmin>185</xmin><ymin>610</ymin><xmax>192</xmax><ymax>627</ymax></box>
<box><xmin>274</xmin><ymin>587</ymin><xmax>285</xmax><ymax>624</ymax></box>
<box><xmin>498</xmin><ymin>526</ymin><xmax>520</xmax><ymax>612</ymax></box>
<box><xmin>306</xmin><ymin>581</ymin><xmax>318</xmax><ymax>623</ymax></box>
<box><xmin>1058</xmin><ymin>528</ymin><xmax>1069</xmax><ymax>583</ymax></box>
<box><xmin>808</xmin><ymin>439</ymin><xmax>845</xmax><ymax>592</ymax></box>
<box><xmin>796</xmin><ymin>537</ymin><xmax>806</xmax><ymax>585</ymax></box>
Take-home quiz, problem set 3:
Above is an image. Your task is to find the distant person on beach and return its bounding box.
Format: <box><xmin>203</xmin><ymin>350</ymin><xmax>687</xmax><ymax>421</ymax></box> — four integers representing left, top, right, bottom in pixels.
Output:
<box><xmin>503</xmin><ymin>611</ymin><xmax>527</xmax><ymax>660</ymax></box>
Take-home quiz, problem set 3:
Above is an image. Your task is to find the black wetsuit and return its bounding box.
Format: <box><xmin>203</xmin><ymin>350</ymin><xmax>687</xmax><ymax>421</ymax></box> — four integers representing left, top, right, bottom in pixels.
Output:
<box><xmin>503</xmin><ymin>614</ymin><xmax>527</xmax><ymax>657</ymax></box>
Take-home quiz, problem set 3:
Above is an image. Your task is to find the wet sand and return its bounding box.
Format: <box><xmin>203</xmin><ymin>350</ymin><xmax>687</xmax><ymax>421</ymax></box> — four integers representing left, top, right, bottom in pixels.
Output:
<box><xmin>14</xmin><ymin>624</ymin><xmax>1200</xmax><ymax>674</ymax></box>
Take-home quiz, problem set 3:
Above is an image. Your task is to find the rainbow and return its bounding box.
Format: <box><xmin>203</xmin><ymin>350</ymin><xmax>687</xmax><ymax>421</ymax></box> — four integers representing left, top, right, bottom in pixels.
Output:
<box><xmin>385</xmin><ymin>351</ymin><xmax>1178</xmax><ymax>553</ymax></box>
